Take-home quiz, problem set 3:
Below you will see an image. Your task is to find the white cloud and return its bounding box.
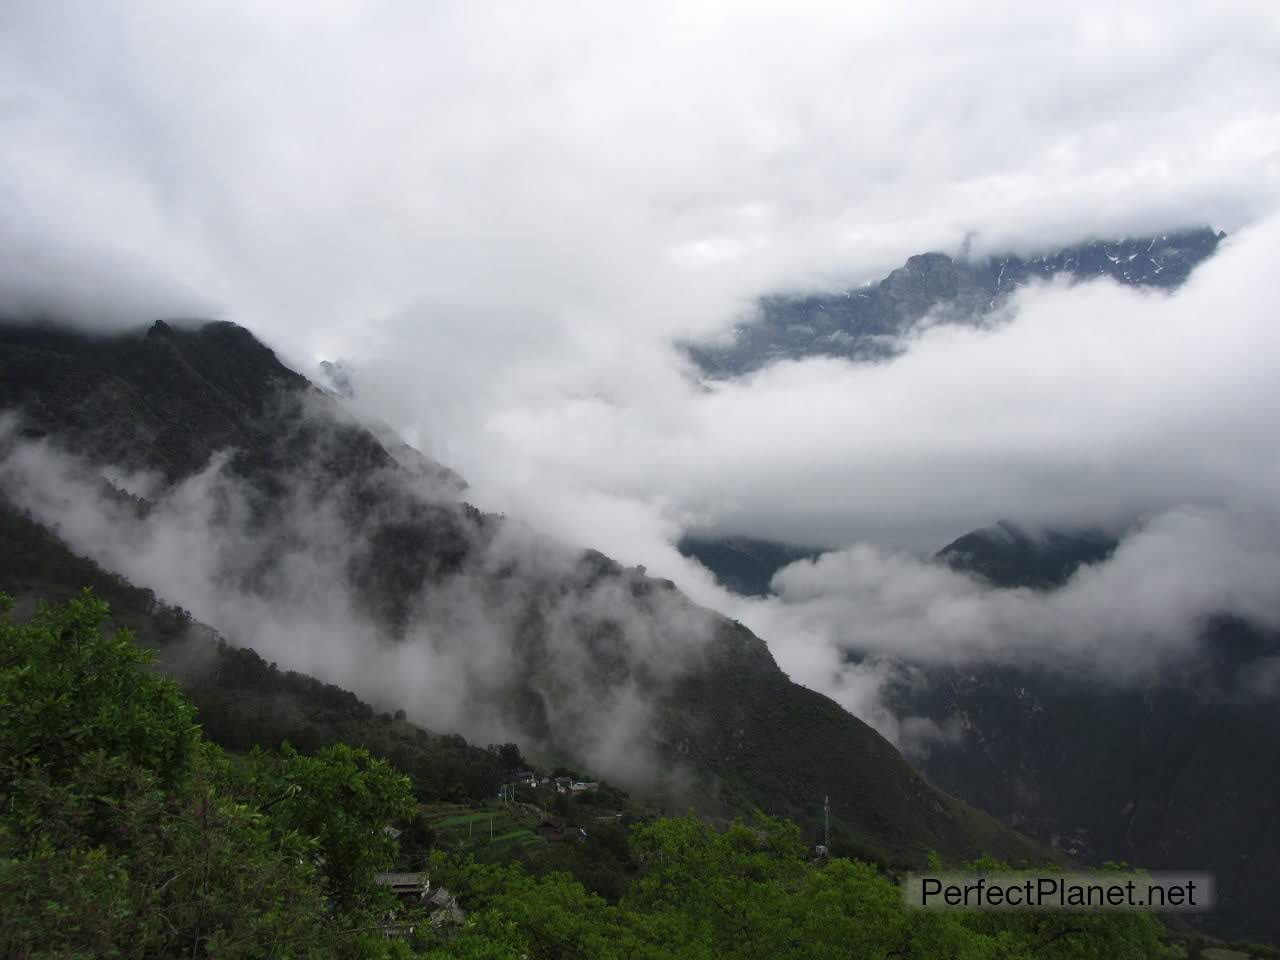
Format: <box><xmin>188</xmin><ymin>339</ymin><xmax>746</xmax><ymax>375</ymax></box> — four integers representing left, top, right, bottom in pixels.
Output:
<box><xmin>1</xmin><ymin>0</ymin><xmax>1276</xmax><ymax>341</ymax></box>
<box><xmin>469</xmin><ymin>218</ymin><xmax>1280</xmax><ymax>556</ymax></box>
<box><xmin>3</xmin><ymin>0</ymin><xmax>1280</xmax><ymax>747</ymax></box>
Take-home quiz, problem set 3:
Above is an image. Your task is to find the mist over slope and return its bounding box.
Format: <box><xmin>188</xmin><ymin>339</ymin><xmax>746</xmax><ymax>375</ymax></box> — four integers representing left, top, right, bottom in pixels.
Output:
<box><xmin>0</xmin><ymin>316</ymin><xmax>1043</xmax><ymax>867</ymax></box>
<box><xmin>0</xmin><ymin>496</ymin><xmax>520</xmax><ymax>803</ymax></box>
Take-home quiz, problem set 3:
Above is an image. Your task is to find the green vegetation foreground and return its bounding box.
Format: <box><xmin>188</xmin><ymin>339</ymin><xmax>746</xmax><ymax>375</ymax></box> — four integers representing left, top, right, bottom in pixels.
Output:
<box><xmin>0</xmin><ymin>592</ymin><xmax>1176</xmax><ymax>958</ymax></box>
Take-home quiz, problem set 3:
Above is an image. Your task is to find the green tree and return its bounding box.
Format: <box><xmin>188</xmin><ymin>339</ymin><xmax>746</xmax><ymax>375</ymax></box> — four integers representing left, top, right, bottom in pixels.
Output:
<box><xmin>244</xmin><ymin>742</ymin><xmax>417</xmax><ymax>911</ymax></box>
<box><xmin>425</xmin><ymin>815</ymin><xmax>1180</xmax><ymax>960</ymax></box>
<box><xmin>0</xmin><ymin>591</ymin><xmax>198</xmax><ymax>789</ymax></box>
<box><xmin>0</xmin><ymin>592</ymin><xmax>418</xmax><ymax>959</ymax></box>
<box><xmin>0</xmin><ymin>592</ymin><xmax>334</xmax><ymax>958</ymax></box>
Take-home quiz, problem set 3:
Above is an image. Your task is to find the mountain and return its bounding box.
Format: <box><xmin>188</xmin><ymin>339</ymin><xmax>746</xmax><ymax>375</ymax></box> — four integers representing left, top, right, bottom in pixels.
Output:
<box><xmin>935</xmin><ymin>520</ymin><xmax>1117</xmax><ymax>589</ymax></box>
<box><xmin>677</xmin><ymin>533</ymin><xmax>826</xmax><ymax>597</ymax></box>
<box><xmin>318</xmin><ymin>358</ymin><xmax>355</xmax><ymax>398</ymax></box>
<box><xmin>0</xmin><ymin>316</ymin><xmax>1044</xmax><ymax>870</ymax></box>
<box><xmin>881</xmin><ymin>524</ymin><xmax>1280</xmax><ymax>941</ymax></box>
<box><xmin>686</xmin><ymin>227</ymin><xmax>1223</xmax><ymax>377</ymax></box>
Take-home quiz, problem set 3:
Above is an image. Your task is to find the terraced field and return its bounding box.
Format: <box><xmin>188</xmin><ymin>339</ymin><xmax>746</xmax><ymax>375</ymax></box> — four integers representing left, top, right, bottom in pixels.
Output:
<box><xmin>424</xmin><ymin>803</ymin><xmax>544</xmax><ymax>855</ymax></box>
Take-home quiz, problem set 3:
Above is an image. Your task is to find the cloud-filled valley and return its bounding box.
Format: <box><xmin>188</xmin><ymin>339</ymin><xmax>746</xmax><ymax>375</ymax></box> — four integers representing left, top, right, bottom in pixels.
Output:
<box><xmin>2</xmin><ymin>0</ymin><xmax>1280</xmax><ymax>772</ymax></box>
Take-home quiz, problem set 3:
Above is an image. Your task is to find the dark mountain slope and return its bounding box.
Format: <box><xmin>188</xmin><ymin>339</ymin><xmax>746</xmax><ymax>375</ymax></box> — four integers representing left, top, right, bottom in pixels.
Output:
<box><xmin>663</xmin><ymin>617</ymin><xmax>1040</xmax><ymax>865</ymax></box>
<box><xmin>936</xmin><ymin>521</ymin><xmax>1117</xmax><ymax>589</ymax></box>
<box><xmin>687</xmin><ymin>227</ymin><xmax>1222</xmax><ymax>377</ymax></box>
<box><xmin>0</xmin><ymin>317</ymin><xmax>1044</xmax><ymax>869</ymax></box>
<box><xmin>0</xmin><ymin>319</ymin><xmax>311</xmax><ymax>482</ymax></box>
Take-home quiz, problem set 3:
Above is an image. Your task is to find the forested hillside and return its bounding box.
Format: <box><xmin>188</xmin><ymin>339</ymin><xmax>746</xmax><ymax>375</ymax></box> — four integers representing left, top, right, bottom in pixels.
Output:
<box><xmin>0</xmin><ymin>592</ymin><xmax>1185</xmax><ymax>959</ymax></box>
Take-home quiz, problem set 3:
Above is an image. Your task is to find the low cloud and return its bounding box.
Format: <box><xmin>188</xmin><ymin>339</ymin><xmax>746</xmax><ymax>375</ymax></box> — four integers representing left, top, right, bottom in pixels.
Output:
<box><xmin>467</xmin><ymin>218</ymin><xmax>1280</xmax><ymax>563</ymax></box>
<box><xmin>2</xmin><ymin>1</ymin><xmax>1279</xmax><ymax>758</ymax></box>
<box><xmin>724</xmin><ymin>504</ymin><xmax>1280</xmax><ymax>741</ymax></box>
<box><xmin>455</xmin><ymin>220</ymin><xmax>1280</xmax><ymax>747</ymax></box>
<box><xmin>0</xmin><ymin>421</ymin><xmax>718</xmax><ymax>792</ymax></box>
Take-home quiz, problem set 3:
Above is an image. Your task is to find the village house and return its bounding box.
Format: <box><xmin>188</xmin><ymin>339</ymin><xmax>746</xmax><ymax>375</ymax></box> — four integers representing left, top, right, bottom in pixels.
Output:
<box><xmin>424</xmin><ymin>885</ymin><xmax>466</xmax><ymax>927</ymax></box>
<box><xmin>373</xmin><ymin>873</ymin><xmax>466</xmax><ymax>928</ymax></box>
<box><xmin>535</xmin><ymin>819</ymin><xmax>587</xmax><ymax>842</ymax></box>
<box><xmin>374</xmin><ymin>872</ymin><xmax>426</xmax><ymax>903</ymax></box>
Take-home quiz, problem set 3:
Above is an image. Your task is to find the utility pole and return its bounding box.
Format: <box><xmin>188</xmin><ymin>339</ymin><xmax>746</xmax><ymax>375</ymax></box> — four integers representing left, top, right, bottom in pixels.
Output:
<box><xmin>823</xmin><ymin>795</ymin><xmax>831</xmax><ymax>855</ymax></box>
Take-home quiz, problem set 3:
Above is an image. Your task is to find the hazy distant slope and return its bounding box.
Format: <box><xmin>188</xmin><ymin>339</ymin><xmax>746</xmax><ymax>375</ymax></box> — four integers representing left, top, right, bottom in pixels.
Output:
<box><xmin>674</xmin><ymin>512</ymin><xmax>1280</xmax><ymax>939</ymax></box>
<box><xmin>883</xmin><ymin>524</ymin><xmax>1280</xmax><ymax>941</ymax></box>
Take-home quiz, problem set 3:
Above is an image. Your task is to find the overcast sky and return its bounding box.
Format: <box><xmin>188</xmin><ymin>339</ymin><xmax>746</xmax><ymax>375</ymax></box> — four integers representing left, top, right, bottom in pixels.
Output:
<box><xmin>4</xmin><ymin>1</ymin><xmax>1280</xmax><ymax>732</ymax></box>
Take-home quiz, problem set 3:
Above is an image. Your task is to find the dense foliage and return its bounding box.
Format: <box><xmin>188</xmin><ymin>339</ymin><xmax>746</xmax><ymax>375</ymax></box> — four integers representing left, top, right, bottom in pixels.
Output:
<box><xmin>0</xmin><ymin>592</ymin><xmax>418</xmax><ymax>958</ymax></box>
<box><xmin>425</xmin><ymin>818</ymin><xmax>1176</xmax><ymax>960</ymax></box>
<box><xmin>1</xmin><ymin>593</ymin><xmax>1181</xmax><ymax>958</ymax></box>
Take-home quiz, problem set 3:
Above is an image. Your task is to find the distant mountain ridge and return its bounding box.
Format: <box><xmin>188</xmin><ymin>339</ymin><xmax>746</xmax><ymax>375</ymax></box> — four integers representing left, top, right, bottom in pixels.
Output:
<box><xmin>686</xmin><ymin>226</ymin><xmax>1223</xmax><ymax>377</ymax></box>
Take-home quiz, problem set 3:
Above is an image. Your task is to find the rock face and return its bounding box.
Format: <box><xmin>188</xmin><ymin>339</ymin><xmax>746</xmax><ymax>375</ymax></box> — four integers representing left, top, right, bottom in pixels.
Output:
<box><xmin>0</xmin><ymin>316</ymin><xmax>1043</xmax><ymax>870</ymax></box>
<box><xmin>685</xmin><ymin>227</ymin><xmax>1223</xmax><ymax>377</ymax></box>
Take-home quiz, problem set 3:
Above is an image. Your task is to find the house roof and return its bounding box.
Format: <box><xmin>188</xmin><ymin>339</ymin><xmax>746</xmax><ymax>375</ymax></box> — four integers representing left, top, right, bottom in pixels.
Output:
<box><xmin>375</xmin><ymin>872</ymin><xmax>424</xmax><ymax>885</ymax></box>
<box><xmin>427</xmin><ymin>886</ymin><xmax>455</xmax><ymax>907</ymax></box>
<box><xmin>374</xmin><ymin>872</ymin><xmax>426</xmax><ymax>892</ymax></box>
